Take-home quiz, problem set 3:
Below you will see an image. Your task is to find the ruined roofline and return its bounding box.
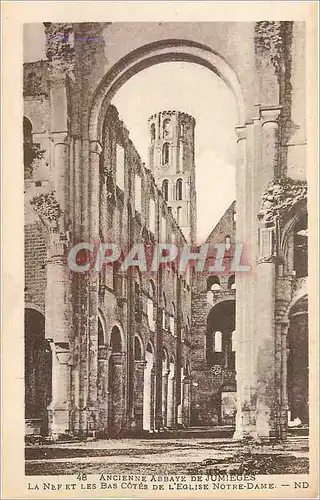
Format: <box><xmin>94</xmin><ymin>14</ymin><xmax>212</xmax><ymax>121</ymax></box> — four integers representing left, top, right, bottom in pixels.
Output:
<box><xmin>148</xmin><ymin>110</ymin><xmax>196</xmax><ymax>124</ymax></box>
<box><xmin>204</xmin><ymin>200</ymin><xmax>236</xmax><ymax>244</ymax></box>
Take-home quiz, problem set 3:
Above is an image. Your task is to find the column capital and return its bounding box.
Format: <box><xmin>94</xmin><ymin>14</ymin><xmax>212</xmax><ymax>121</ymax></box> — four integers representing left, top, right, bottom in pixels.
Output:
<box><xmin>51</xmin><ymin>131</ymin><xmax>70</xmax><ymax>144</ymax></box>
<box><xmin>90</xmin><ymin>140</ymin><xmax>102</xmax><ymax>155</ymax></box>
<box><xmin>235</xmin><ymin>125</ymin><xmax>247</xmax><ymax>141</ymax></box>
<box><xmin>260</xmin><ymin>105</ymin><xmax>282</xmax><ymax>125</ymax></box>
<box><xmin>111</xmin><ymin>352</ymin><xmax>126</xmax><ymax>364</ymax></box>
<box><xmin>135</xmin><ymin>359</ymin><xmax>147</xmax><ymax>367</ymax></box>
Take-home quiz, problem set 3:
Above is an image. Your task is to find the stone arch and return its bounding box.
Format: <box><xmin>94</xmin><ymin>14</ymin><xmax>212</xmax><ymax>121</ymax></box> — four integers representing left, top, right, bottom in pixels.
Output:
<box><xmin>98</xmin><ymin>308</ymin><xmax>108</xmax><ymax>345</ymax></box>
<box><xmin>134</xmin><ymin>334</ymin><xmax>144</xmax><ymax>361</ymax></box>
<box><xmin>286</xmin><ymin>294</ymin><xmax>308</xmax><ymax>425</ymax></box>
<box><xmin>108</xmin><ymin>322</ymin><xmax>125</xmax><ymax>352</ymax></box>
<box><xmin>207</xmin><ymin>275</ymin><xmax>221</xmax><ymax>291</ymax></box>
<box><xmin>206</xmin><ymin>300</ymin><xmax>236</xmax><ymax>368</ymax></box>
<box><xmin>108</xmin><ymin>323</ymin><xmax>126</xmax><ymax>436</ymax></box>
<box><xmin>143</xmin><ymin>341</ymin><xmax>156</xmax><ymax>431</ymax></box>
<box><xmin>167</xmin><ymin>355</ymin><xmax>176</xmax><ymax>428</ymax></box>
<box><xmin>24</xmin><ymin>302</ymin><xmax>45</xmax><ymax>316</ymax></box>
<box><xmin>280</xmin><ymin>198</ymin><xmax>308</xmax><ymax>253</ymax></box>
<box><xmin>110</xmin><ymin>325</ymin><xmax>123</xmax><ymax>353</ymax></box>
<box><xmin>89</xmin><ymin>39</ymin><xmax>246</xmax><ymax>142</ymax></box>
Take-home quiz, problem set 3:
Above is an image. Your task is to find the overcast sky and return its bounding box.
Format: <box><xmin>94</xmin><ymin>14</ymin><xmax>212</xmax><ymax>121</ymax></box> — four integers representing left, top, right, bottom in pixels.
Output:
<box><xmin>24</xmin><ymin>24</ymin><xmax>237</xmax><ymax>243</ymax></box>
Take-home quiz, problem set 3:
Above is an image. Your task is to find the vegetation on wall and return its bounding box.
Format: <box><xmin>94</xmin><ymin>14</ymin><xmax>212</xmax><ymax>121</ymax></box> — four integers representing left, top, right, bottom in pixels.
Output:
<box><xmin>258</xmin><ymin>177</ymin><xmax>307</xmax><ymax>223</ymax></box>
<box><xmin>30</xmin><ymin>191</ymin><xmax>62</xmax><ymax>228</ymax></box>
<box><xmin>255</xmin><ymin>21</ymin><xmax>283</xmax><ymax>75</ymax></box>
<box><xmin>24</xmin><ymin>143</ymin><xmax>46</xmax><ymax>178</ymax></box>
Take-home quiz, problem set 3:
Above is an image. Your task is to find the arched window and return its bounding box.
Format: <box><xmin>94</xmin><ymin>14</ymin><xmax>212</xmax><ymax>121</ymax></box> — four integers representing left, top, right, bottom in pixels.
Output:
<box><xmin>180</xmin><ymin>123</ymin><xmax>185</xmax><ymax>136</ymax></box>
<box><xmin>228</xmin><ymin>274</ymin><xmax>236</xmax><ymax>290</ymax></box>
<box><xmin>176</xmin><ymin>179</ymin><xmax>183</xmax><ymax>200</ymax></box>
<box><xmin>162</xmin><ymin>179</ymin><xmax>169</xmax><ymax>201</ymax></box>
<box><xmin>207</xmin><ymin>275</ymin><xmax>221</xmax><ymax>291</ymax></box>
<box><xmin>293</xmin><ymin>213</ymin><xmax>308</xmax><ymax>278</ymax></box>
<box><xmin>110</xmin><ymin>326</ymin><xmax>122</xmax><ymax>353</ymax></box>
<box><xmin>176</xmin><ymin>206</ymin><xmax>182</xmax><ymax>226</ymax></box>
<box><xmin>134</xmin><ymin>336</ymin><xmax>143</xmax><ymax>360</ymax></box>
<box><xmin>150</xmin><ymin>123</ymin><xmax>156</xmax><ymax>141</ymax></box>
<box><xmin>225</xmin><ymin>235</ymin><xmax>232</xmax><ymax>251</ymax></box>
<box><xmin>163</xmin><ymin>119</ymin><xmax>171</xmax><ymax>138</ymax></box>
<box><xmin>162</xmin><ymin>143</ymin><xmax>170</xmax><ymax>165</ymax></box>
<box><xmin>98</xmin><ymin>318</ymin><xmax>104</xmax><ymax>346</ymax></box>
<box><xmin>215</xmin><ymin>331</ymin><xmax>222</xmax><ymax>352</ymax></box>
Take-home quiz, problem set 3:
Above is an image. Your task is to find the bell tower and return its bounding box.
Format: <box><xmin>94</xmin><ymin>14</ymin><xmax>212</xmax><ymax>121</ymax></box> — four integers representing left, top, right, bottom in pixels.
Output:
<box><xmin>148</xmin><ymin>110</ymin><xmax>197</xmax><ymax>243</ymax></box>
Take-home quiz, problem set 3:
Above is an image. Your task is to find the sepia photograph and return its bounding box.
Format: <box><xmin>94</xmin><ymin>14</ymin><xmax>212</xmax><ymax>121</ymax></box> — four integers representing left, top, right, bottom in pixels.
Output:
<box><xmin>1</xmin><ymin>2</ymin><xmax>319</xmax><ymax>498</ymax></box>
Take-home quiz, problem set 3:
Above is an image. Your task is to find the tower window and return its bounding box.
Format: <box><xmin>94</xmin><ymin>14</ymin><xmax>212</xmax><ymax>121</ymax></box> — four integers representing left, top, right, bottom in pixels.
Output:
<box><xmin>162</xmin><ymin>143</ymin><xmax>170</xmax><ymax>165</ymax></box>
<box><xmin>162</xmin><ymin>179</ymin><xmax>169</xmax><ymax>201</ymax></box>
<box><xmin>150</xmin><ymin>123</ymin><xmax>156</xmax><ymax>141</ymax></box>
<box><xmin>225</xmin><ymin>235</ymin><xmax>232</xmax><ymax>251</ymax></box>
<box><xmin>176</xmin><ymin>179</ymin><xmax>183</xmax><ymax>201</ymax></box>
<box><xmin>163</xmin><ymin>119</ymin><xmax>171</xmax><ymax>138</ymax></box>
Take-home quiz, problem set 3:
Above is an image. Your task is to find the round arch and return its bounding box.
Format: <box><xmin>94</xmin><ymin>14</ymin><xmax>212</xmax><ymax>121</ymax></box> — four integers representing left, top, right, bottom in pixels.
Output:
<box><xmin>89</xmin><ymin>39</ymin><xmax>246</xmax><ymax>141</ymax></box>
<box><xmin>108</xmin><ymin>321</ymin><xmax>126</xmax><ymax>353</ymax></box>
<box><xmin>280</xmin><ymin>198</ymin><xmax>308</xmax><ymax>252</ymax></box>
<box><xmin>98</xmin><ymin>308</ymin><xmax>108</xmax><ymax>345</ymax></box>
<box><xmin>25</xmin><ymin>303</ymin><xmax>45</xmax><ymax>316</ymax></box>
<box><xmin>134</xmin><ymin>334</ymin><xmax>145</xmax><ymax>360</ymax></box>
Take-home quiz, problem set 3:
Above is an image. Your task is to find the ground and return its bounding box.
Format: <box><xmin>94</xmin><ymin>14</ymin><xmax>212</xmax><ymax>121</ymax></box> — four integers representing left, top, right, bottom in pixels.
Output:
<box><xmin>25</xmin><ymin>435</ymin><xmax>309</xmax><ymax>476</ymax></box>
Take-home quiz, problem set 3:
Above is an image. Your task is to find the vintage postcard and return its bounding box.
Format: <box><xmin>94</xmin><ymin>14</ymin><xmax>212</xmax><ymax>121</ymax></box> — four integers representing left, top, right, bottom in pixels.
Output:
<box><xmin>1</xmin><ymin>1</ymin><xmax>319</xmax><ymax>498</ymax></box>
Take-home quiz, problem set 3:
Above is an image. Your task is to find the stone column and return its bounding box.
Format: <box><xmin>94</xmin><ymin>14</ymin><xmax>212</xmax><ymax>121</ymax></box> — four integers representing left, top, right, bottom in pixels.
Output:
<box><xmin>182</xmin><ymin>376</ymin><xmax>191</xmax><ymax>426</ymax></box>
<box><xmin>260</xmin><ymin>107</ymin><xmax>281</xmax><ymax>190</ymax></box>
<box><xmin>45</xmin><ymin>241</ymin><xmax>71</xmax><ymax>438</ymax></box>
<box><xmin>280</xmin><ymin>321</ymin><xmax>289</xmax><ymax>439</ymax></box>
<box><xmin>108</xmin><ymin>352</ymin><xmax>126</xmax><ymax>436</ymax></box>
<box><xmin>162</xmin><ymin>369</ymin><xmax>169</xmax><ymax>427</ymax></box>
<box><xmin>234</xmin><ymin>125</ymin><xmax>252</xmax><ymax>439</ymax></box>
<box><xmin>167</xmin><ymin>375</ymin><xmax>175</xmax><ymax>428</ymax></box>
<box><xmin>87</xmin><ymin>140</ymin><xmax>102</xmax><ymax>433</ymax></box>
<box><xmin>143</xmin><ymin>361</ymin><xmax>153</xmax><ymax>431</ymax></box>
<box><xmin>251</xmin><ymin>106</ymin><xmax>281</xmax><ymax>439</ymax></box>
<box><xmin>97</xmin><ymin>346</ymin><xmax>112</xmax><ymax>435</ymax></box>
<box><xmin>255</xmin><ymin>257</ymin><xmax>276</xmax><ymax>437</ymax></box>
<box><xmin>47</xmin><ymin>342</ymin><xmax>70</xmax><ymax>438</ymax></box>
<box><xmin>150</xmin><ymin>367</ymin><xmax>156</xmax><ymax>431</ymax></box>
<box><xmin>133</xmin><ymin>360</ymin><xmax>146</xmax><ymax>431</ymax></box>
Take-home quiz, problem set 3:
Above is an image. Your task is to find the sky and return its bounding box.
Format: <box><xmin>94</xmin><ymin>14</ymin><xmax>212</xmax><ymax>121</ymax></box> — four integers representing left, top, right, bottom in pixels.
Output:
<box><xmin>24</xmin><ymin>24</ymin><xmax>237</xmax><ymax>243</ymax></box>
